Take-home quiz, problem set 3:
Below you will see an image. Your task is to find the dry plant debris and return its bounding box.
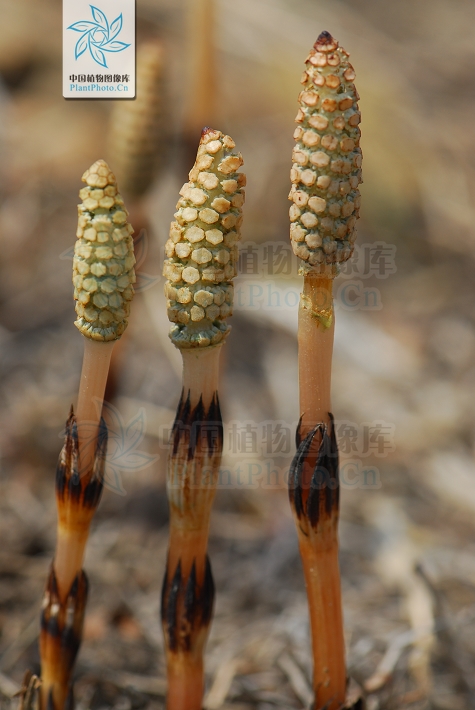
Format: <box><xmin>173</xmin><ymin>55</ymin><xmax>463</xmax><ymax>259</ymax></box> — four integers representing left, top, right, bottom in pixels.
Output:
<box><xmin>74</xmin><ymin>161</ymin><xmax>136</xmax><ymax>342</ymax></box>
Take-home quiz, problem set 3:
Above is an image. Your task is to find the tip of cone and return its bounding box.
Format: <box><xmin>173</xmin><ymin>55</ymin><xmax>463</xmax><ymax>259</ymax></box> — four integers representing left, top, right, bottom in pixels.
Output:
<box><xmin>316</xmin><ymin>30</ymin><xmax>332</xmax><ymax>43</ymax></box>
<box><xmin>81</xmin><ymin>159</ymin><xmax>115</xmax><ymax>185</ymax></box>
<box><xmin>199</xmin><ymin>127</ymin><xmax>223</xmax><ymax>146</ymax></box>
<box><xmin>314</xmin><ymin>30</ymin><xmax>339</xmax><ymax>51</ymax></box>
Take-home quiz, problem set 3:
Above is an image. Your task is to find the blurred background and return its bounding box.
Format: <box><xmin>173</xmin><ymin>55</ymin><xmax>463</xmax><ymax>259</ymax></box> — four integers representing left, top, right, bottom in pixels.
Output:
<box><xmin>1</xmin><ymin>0</ymin><xmax>475</xmax><ymax>708</ymax></box>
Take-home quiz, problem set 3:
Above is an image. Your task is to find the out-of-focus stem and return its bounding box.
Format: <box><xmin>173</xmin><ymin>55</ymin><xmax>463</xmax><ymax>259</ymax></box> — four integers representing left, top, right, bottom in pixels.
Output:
<box><xmin>185</xmin><ymin>0</ymin><xmax>216</xmax><ymax>135</ymax></box>
<box><xmin>108</xmin><ymin>41</ymin><xmax>166</xmax><ymax>200</ymax></box>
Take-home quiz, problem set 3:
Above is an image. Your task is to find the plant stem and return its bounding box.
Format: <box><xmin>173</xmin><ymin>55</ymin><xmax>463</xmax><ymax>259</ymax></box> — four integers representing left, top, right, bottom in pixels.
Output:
<box><xmin>76</xmin><ymin>339</ymin><xmax>115</xmax><ymax>480</ymax></box>
<box><xmin>185</xmin><ymin>0</ymin><xmax>216</xmax><ymax>135</ymax></box>
<box><xmin>162</xmin><ymin>128</ymin><xmax>243</xmax><ymax>709</ymax></box>
<box><xmin>289</xmin><ymin>29</ymin><xmax>363</xmax><ymax>710</ymax></box>
<box><xmin>108</xmin><ymin>41</ymin><xmax>165</xmax><ymax>200</ymax></box>
<box><xmin>167</xmin><ymin>659</ymin><xmax>205</xmax><ymax>710</ymax></box>
<box><xmin>182</xmin><ymin>345</ymin><xmax>221</xmax><ymax>408</ymax></box>
<box><xmin>290</xmin><ymin>276</ymin><xmax>346</xmax><ymax>710</ymax></box>
<box><xmin>299</xmin><ymin>275</ymin><xmax>334</xmax><ymax>432</ymax></box>
<box><xmin>299</xmin><ymin>529</ymin><xmax>346</xmax><ymax>709</ymax></box>
<box><xmin>162</xmin><ymin>346</ymin><xmax>222</xmax><ymax>710</ymax></box>
<box><xmin>53</xmin><ymin>340</ymin><xmax>113</xmax><ymax>600</ymax></box>
<box><xmin>40</xmin><ymin>160</ymin><xmax>135</xmax><ymax>710</ymax></box>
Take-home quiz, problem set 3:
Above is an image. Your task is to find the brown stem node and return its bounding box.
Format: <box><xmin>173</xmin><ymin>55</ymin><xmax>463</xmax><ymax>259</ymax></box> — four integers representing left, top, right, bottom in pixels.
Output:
<box><xmin>56</xmin><ymin>409</ymin><xmax>108</xmax><ymax>514</ymax></box>
<box><xmin>40</xmin><ymin>568</ymin><xmax>88</xmax><ymax>710</ymax></box>
<box><xmin>172</xmin><ymin>390</ymin><xmax>223</xmax><ymax>462</ymax></box>
<box><xmin>289</xmin><ymin>414</ymin><xmax>339</xmax><ymax>534</ymax></box>
<box><xmin>161</xmin><ymin>556</ymin><xmax>215</xmax><ymax>654</ymax></box>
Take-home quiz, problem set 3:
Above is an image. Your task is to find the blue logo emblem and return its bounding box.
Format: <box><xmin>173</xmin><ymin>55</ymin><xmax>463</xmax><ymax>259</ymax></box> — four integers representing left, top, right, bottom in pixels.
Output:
<box><xmin>67</xmin><ymin>5</ymin><xmax>130</xmax><ymax>68</ymax></box>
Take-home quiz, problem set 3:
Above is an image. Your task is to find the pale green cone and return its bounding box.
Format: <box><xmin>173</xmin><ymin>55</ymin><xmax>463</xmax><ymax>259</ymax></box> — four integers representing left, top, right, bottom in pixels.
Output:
<box><xmin>73</xmin><ymin>160</ymin><xmax>136</xmax><ymax>341</ymax></box>
<box><xmin>163</xmin><ymin>129</ymin><xmax>245</xmax><ymax>349</ymax></box>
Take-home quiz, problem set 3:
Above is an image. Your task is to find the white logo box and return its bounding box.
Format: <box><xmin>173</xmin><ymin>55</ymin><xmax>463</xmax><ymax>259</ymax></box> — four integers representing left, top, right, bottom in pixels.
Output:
<box><xmin>63</xmin><ymin>0</ymin><xmax>135</xmax><ymax>98</ymax></box>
